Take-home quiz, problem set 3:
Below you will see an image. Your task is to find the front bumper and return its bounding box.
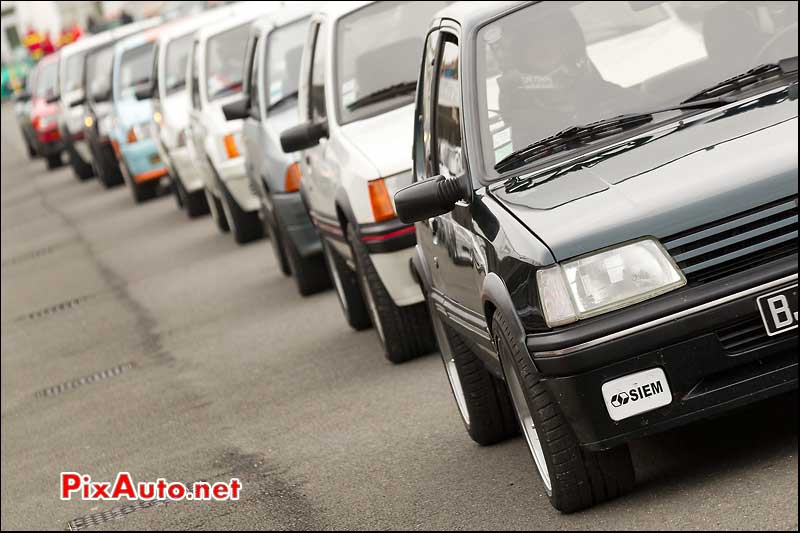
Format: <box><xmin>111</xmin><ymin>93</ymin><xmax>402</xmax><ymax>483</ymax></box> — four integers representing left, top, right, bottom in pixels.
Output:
<box><xmin>169</xmin><ymin>145</ymin><xmax>204</xmax><ymax>192</ymax></box>
<box><xmin>527</xmin><ymin>257</ymin><xmax>798</xmax><ymax>451</ymax></box>
<box><xmin>119</xmin><ymin>138</ymin><xmax>168</xmax><ymax>183</ymax></box>
<box><xmin>272</xmin><ymin>191</ymin><xmax>322</xmax><ymax>258</ymax></box>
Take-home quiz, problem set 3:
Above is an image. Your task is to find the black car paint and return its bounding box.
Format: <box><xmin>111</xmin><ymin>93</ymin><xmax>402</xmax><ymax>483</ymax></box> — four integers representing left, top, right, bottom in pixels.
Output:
<box><xmin>408</xmin><ymin>6</ymin><xmax>798</xmax><ymax>449</ymax></box>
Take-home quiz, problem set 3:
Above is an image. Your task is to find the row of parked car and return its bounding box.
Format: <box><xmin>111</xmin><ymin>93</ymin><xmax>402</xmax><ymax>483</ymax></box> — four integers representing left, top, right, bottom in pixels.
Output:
<box><xmin>14</xmin><ymin>0</ymin><xmax>798</xmax><ymax>514</ymax></box>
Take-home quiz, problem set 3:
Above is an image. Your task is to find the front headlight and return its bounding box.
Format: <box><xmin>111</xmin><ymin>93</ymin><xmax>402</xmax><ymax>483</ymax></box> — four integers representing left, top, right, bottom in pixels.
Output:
<box><xmin>537</xmin><ymin>239</ymin><xmax>686</xmax><ymax>327</ymax></box>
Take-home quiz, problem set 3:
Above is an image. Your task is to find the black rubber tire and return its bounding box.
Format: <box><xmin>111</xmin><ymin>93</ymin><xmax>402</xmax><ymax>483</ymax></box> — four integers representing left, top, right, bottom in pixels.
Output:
<box><xmin>69</xmin><ymin>150</ymin><xmax>94</xmax><ymax>181</ymax></box>
<box><xmin>131</xmin><ymin>179</ymin><xmax>159</xmax><ymax>204</ymax></box>
<box><xmin>23</xmin><ymin>134</ymin><xmax>36</xmax><ymax>158</ymax></box>
<box><xmin>206</xmin><ymin>189</ymin><xmax>230</xmax><ymax>233</ymax></box>
<box><xmin>45</xmin><ymin>153</ymin><xmax>63</xmax><ymax>170</ymax></box>
<box><xmin>434</xmin><ymin>313</ymin><xmax>518</xmax><ymax>445</ymax></box>
<box><xmin>283</xmin><ymin>233</ymin><xmax>331</xmax><ymax>296</ymax></box>
<box><xmin>170</xmin><ymin>174</ymin><xmax>185</xmax><ymax>209</ymax></box>
<box><xmin>266</xmin><ymin>210</ymin><xmax>291</xmax><ymax>277</ymax></box>
<box><xmin>321</xmin><ymin>238</ymin><xmax>371</xmax><ymax>331</ymax></box>
<box><xmin>348</xmin><ymin>224</ymin><xmax>436</xmax><ymax>364</ymax></box>
<box><xmin>96</xmin><ymin>152</ymin><xmax>124</xmax><ymax>188</ymax></box>
<box><xmin>492</xmin><ymin>310</ymin><xmax>635</xmax><ymax>513</ymax></box>
<box><xmin>184</xmin><ymin>186</ymin><xmax>209</xmax><ymax>218</ymax></box>
<box><xmin>220</xmin><ymin>183</ymin><xmax>263</xmax><ymax>244</ymax></box>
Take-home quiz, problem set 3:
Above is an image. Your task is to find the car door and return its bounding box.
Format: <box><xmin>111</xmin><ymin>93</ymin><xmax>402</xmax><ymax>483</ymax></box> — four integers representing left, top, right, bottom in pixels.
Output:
<box><xmin>416</xmin><ymin>30</ymin><xmax>491</xmax><ymax>348</ymax></box>
<box><xmin>300</xmin><ymin>20</ymin><xmax>338</xmax><ymax>231</ymax></box>
<box><xmin>187</xmin><ymin>39</ymin><xmax>211</xmax><ymax>190</ymax></box>
<box><xmin>242</xmin><ymin>31</ymin><xmax>265</xmax><ymax>197</ymax></box>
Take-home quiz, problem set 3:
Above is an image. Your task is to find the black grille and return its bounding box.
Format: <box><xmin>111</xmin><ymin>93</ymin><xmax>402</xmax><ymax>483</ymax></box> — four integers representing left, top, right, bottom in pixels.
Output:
<box><xmin>717</xmin><ymin>316</ymin><xmax>772</xmax><ymax>354</ymax></box>
<box><xmin>664</xmin><ymin>196</ymin><xmax>798</xmax><ymax>284</ymax></box>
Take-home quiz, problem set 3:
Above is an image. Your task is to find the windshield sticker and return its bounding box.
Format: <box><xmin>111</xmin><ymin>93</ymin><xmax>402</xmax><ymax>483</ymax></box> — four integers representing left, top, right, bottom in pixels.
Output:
<box><xmin>342</xmin><ymin>78</ymin><xmax>357</xmax><ymax>106</ymax></box>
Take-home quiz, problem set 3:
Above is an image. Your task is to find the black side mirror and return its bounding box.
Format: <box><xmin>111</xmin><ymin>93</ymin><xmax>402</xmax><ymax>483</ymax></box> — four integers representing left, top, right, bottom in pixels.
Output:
<box><xmin>135</xmin><ymin>84</ymin><xmax>154</xmax><ymax>101</ymax></box>
<box><xmin>222</xmin><ymin>97</ymin><xmax>249</xmax><ymax>121</ymax></box>
<box><xmin>71</xmin><ymin>94</ymin><xmax>87</xmax><ymax>107</ymax></box>
<box><xmin>280</xmin><ymin>120</ymin><xmax>328</xmax><ymax>153</ymax></box>
<box><xmin>394</xmin><ymin>175</ymin><xmax>468</xmax><ymax>223</ymax></box>
<box><xmin>46</xmin><ymin>92</ymin><xmax>61</xmax><ymax>104</ymax></box>
<box><xmin>15</xmin><ymin>91</ymin><xmax>31</xmax><ymax>102</ymax></box>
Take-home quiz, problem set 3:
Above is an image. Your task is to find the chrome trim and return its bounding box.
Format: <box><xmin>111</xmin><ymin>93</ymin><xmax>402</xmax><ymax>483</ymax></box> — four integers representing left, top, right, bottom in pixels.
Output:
<box><xmin>533</xmin><ymin>274</ymin><xmax>798</xmax><ymax>358</ymax></box>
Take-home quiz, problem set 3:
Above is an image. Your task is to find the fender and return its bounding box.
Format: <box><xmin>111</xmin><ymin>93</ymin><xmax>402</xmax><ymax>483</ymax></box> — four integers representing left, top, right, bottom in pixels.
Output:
<box><xmin>334</xmin><ymin>186</ymin><xmax>356</xmax><ymax>237</ymax></box>
<box><xmin>481</xmin><ymin>272</ymin><xmax>539</xmax><ymax>373</ymax></box>
<box><xmin>410</xmin><ymin>242</ymin><xmax>431</xmax><ymax>296</ymax></box>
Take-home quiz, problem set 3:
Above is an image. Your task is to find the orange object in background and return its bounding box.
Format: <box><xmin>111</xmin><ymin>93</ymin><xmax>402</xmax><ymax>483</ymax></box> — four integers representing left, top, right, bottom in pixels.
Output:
<box><xmin>127</xmin><ymin>129</ymin><xmax>138</xmax><ymax>144</ymax></box>
<box><xmin>368</xmin><ymin>179</ymin><xmax>396</xmax><ymax>222</ymax></box>
<box><xmin>284</xmin><ymin>163</ymin><xmax>302</xmax><ymax>193</ymax></box>
<box><xmin>134</xmin><ymin>167</ymin><xmax>168</xmax><ymax>184</ymax></box>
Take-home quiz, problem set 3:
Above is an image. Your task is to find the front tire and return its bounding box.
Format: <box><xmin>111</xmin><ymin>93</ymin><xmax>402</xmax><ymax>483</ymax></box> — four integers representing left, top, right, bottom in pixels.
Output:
<box><xmin>432</xmin><ymin>311</ymin><xmax>518</xmax><ymax>445</ymax></box>
<box><xmin>206</xmin><ymin>189</ymin><xmax>230</xmax><ymax>233</ymax></box>
<box><xmin>265</xmin><ymin>209</ymin><xmax>291</xmax><ymax>276</ymax></box>
<box><xmin>45</xmin><ymin>153</ymin><xmax>63</xmax><ymax>170</ymax></box>
<box><xmin>283</xmin><ymin>233</ymin><xmax>331</xmax><ymax>296</ymax></box>
<box><xmin>220</xmin><ymin>183</ymin><xmax>263</xmax><ymax>244</ymax></box>
<box><xmin>321</xmin><ymin>238</ymin><xmax>371</xmax><ymax>331</ymax></box>
<box><xmin>131</xmin><ymin>179</ymin><xmax>159</xmax><ymax>204</ymax></box>
<box><xmin>347</xmin><ymin>224</ymin><xmax>435</xmax><ymax>364</ymax></box>
<box><xmin>492</xmin><ymin>310</ymin><xmax>635</xmax><ymax>513</ymax></box>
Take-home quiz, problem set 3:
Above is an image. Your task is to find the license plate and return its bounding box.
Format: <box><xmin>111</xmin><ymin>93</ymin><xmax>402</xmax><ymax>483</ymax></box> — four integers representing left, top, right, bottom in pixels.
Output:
<box><xmin>149</xmin><ymin>153</ymin><xmax>161</xmax><ymax>164</ymax></box>
<box><xmin>602</xmin><ymin>367</ymin><xmax>672</xmax><ymax>422</ymax></box>
<box><xmin>756</xmin><ymin>284</ymin><xmax>798</xmax><ymax>337</ymax></box>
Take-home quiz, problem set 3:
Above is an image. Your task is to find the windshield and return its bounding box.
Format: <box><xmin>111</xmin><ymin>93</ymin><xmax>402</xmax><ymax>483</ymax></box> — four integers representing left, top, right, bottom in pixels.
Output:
<box><xmin>165</xmin><ymin>34</ymin><xmax>194</xmax><ymax>95</ymax></box>
<box><xmin>63</xmin><ymin>52</ymin><xmax>86</xmax><ymax>94</ymax></box>
<box><xmin>266</xmin><ymin>17</ymin><xmax>309</xmax><ymax>108</ymax></box>
<box><xmin>336</xmin><ymin>0</ymin><xmax>451</xmax><ymax>124</ymax></box>
<box><xmin>206</xmin><ymin>24</ymin><xmax>248</xmax><ymax>102</ymax></box>
<box><xmin>86</xmin><ymin>46</ymin><xmax>114</xmax><ymax>101</ymax></box>
<box><xmin>118</xmin><ymin>42</ymin><xmax>155</xmax><ymax>101</ymax></box>
<box><xmin>477</xmin><ymin>1</ymin><xmax>799</xmax><ymax>176</ymax></box>
<box><xmin>35</xmin><ymin>60</ymin><xmax>58</xmax><ymax>99</ymax></box>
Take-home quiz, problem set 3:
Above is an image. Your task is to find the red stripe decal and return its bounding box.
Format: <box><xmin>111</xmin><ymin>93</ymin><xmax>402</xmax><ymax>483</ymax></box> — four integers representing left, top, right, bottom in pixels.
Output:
<box><xmin>361</xmin><ymin>226</ymin><xmax>415</xmax><ymax>242</ymax></box>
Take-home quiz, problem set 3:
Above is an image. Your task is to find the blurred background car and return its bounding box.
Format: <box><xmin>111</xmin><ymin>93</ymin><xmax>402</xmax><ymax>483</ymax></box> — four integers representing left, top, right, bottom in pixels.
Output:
<box><xmin>82</xmin><ymin>17</ymin><xmax>162</xmax><ymax>188</ymax></box>
<box><xmin>187</xmin><ymin>4</ymin><xmax>279</xmax><ymax>244</ymax></box>
<box><xmin>13</xmin><ymin>66</ymin><xmax>39</xmax><ymax>159</ymax></box>
<box><xmin>29</xmin><ymin>52</ymin><xmax>64</xmax><ymax>169</ymax></box>
<box><xmin>110</xmin><ymin>26</ymin><xmax>170</xmax><ymax>203</ymax></box>
<box><xmin>228</xmin><ymin>4</ymin><xmax>332</xmax><ymax>295</ymax></box>
<box><xmin>150</xmin><ymin>4</ymin><xmax>245</xmax><ymax>218</ymax></box>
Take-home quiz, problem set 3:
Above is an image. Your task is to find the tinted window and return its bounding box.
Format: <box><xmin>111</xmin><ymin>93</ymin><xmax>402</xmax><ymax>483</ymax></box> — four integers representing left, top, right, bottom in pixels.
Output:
<box><xmin>335</xmin><ymin>1</ymin><xmax>451</xmax><ymax>124</ymax></box>
<box><xmin>309</xmin><ymin>23</ymin><xmax>327</xmax><ymax>121</ymax></box>
<box><xmin>86</xmin><ymin>46</ymin><xmax>114</xmax><ymax>101</ymax></box>
<box><xmin>35</xmin><ymin>60</ymin><xmax>59</xmax><ymax>98</ymax></box>
<box><xmin>63</xmin><ymin>51</ymin><xmax>86</xmax><ymax>93</ymax></box>
<box><xmin>476</xmin><ymin>0</ymin><xmax>799</xmax><ymax>174</ymax></box>
<box><xmin>266</xmin><ymin>17</ymin><xmax>308</xmax><ymax>110</ymax></box>
<box><xmin>118</xmin><ymin>42</ymin><xmax>155</xmax><ymax>101</ymax></box>
<box><xmin>435</xmin><ymin>39</ymin><xmax>463</xmax><ymax>179</ymax></box>
<box><xmin>206</xmin><ymin>24</ymin><xmax>249</xmax><ymax>101</ymax></box>
<box><xmin>415</xmin><ymin>30</ymin><xmax>438</xmax><ymax>181</ymax></box>
<box><xmin>165</xmin><ymin>34</ymin><xmax>194</xmax><ymax>95</ymax></box>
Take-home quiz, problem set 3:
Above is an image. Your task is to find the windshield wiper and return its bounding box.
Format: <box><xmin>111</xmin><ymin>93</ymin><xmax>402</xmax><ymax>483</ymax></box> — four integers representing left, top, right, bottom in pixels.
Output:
<box><xmin>210</xmin><ymin>81</ymin><xmax>242</xmax><ymax>100</ymax></box>
<box><xmin>682</xmin><ymin>56</ymin><xmax>798</xmax><ymax>104</ymax></box>
<box><xmin>345</xmin><ymin>81</ymin><xmax>416</xmax><ymax>111</ymax></box>
<box><xmin>166</xmin><ymin>80</ymin><xmax>185</xmax><ymax>92</ymax></box>
<box><xmin>267</xmin><ymin>90</ymin><xmax>298</xmax><ymax>113</ymax></box>
<box><xmin>494</xmin><ymin>96</ymin><xmax>736</xmax><ymax>174</ymax></box>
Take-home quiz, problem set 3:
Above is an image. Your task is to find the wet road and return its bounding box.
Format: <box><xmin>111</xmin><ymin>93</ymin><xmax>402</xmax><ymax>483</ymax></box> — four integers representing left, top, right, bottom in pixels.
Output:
<box><xmin>1</xmin><ymin>103</ymin><xmax>797</xmax><ymax>530</ymax></box>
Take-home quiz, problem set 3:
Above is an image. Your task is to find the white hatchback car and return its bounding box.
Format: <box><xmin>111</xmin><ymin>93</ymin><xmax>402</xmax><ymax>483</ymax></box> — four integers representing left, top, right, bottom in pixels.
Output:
<box><xmin>151</xmin><ymin>7</ymin><xmax>239</xmax><ymax>218</ymax></box>
<box><xmin>280</xmin><ymin>1</ymin><xmax>450</xmax><ymax>363</ymax></box>
<box><xmin>186</xmin><ymin>5</ymin><xmax>279</xmax><ymax>244</ymax></box>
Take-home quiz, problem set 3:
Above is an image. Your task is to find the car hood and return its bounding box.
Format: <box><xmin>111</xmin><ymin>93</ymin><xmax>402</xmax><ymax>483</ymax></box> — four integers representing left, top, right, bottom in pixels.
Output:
<box><xmin>490</xmin><ymin>89</ymin><xmax>799</xmax><ymax>261</ymax></box>
<box><xmin>339</xmin><ymin>103</ymin><xmax>414</xmax><ymax>178</ymax></box>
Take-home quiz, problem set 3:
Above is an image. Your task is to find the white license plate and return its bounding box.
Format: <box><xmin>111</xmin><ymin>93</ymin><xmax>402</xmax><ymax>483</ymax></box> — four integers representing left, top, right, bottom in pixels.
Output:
<box><xmin>602</xmin><ymin>368</ymin><xmax>672</xmax><ymax>422</ymax></box>
<box><xmin>756</xmin><ymin>284</ymin><xmax>798</xmax><ymax>337</ymax></box>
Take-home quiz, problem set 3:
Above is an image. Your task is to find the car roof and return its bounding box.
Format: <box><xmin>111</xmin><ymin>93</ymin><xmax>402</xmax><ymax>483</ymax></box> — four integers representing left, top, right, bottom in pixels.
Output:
<box><xmin>58</xmin><ymin>31</ymin><xmax>114</xmax><ymax>59</ymax></box>
<box><xmin>157</xmin><ymin>4</ymin><xmax>242</xmax><ymax>45</ymax></box>
<box><xmin>312</xmin><ymin>1</ymin><xmax>374</xmax><ymax>22</ymax></box>
<box><xmin>434</xmin><ymin>1</ymin><xmax>529</xmax><ymax>33</ymax></box>
<box><xmin>251</xmin><ymin>1</ymin><xmax>318</xmax><ymax>34</ymax></box>
<box><xmin>194</xmin><ymin>2</ymin><xmax>281</xmax><ymax>42</ymax></box>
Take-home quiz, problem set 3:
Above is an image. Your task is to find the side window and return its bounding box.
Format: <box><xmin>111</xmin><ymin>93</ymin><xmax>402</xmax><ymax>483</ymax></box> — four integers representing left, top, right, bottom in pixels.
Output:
<box><xmin>414</xmin><ymin>30</ymin><xmax>439</xmax><ymax>181</ymax></box>
<box><xmin>190</xmin><ymin>41</ymin><xmax>201</xmax><ymax>109</ymax></box>
<box><xmin>434</xmin><ymin>37</ymin><xmax>463</xmax><ymax>179</ymax></box>
<box><xmin>248</xmin><ymin>36</ymin><xmax>261</xmax><ymax>119</ymax></box>
<box><xmin>308</xmin><ymin>23</ymin><xmax>327</xmax><ymax>122</ymax></box>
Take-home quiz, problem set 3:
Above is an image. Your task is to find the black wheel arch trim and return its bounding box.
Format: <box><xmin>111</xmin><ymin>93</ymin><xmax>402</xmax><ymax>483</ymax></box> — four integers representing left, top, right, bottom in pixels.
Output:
<box><xmin>481</xmin><ymin>272</ymin><xmax>540</xmax><ymax>374</ymax></box>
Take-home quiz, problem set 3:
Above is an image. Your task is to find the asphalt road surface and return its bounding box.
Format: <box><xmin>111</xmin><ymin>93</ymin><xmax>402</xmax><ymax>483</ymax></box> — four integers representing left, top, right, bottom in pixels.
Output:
<box><xmin>1</xmin><ymin>103</ymin><xmax>798</xmax><ymax>531</ymax></box>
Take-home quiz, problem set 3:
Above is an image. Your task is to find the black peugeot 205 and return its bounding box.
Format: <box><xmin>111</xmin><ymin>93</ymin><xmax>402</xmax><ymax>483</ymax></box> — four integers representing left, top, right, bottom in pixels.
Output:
<box><xmin>395</xmin><ymin>0</ymin><xmax>798</xmax><ymax>513</ymax></box>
